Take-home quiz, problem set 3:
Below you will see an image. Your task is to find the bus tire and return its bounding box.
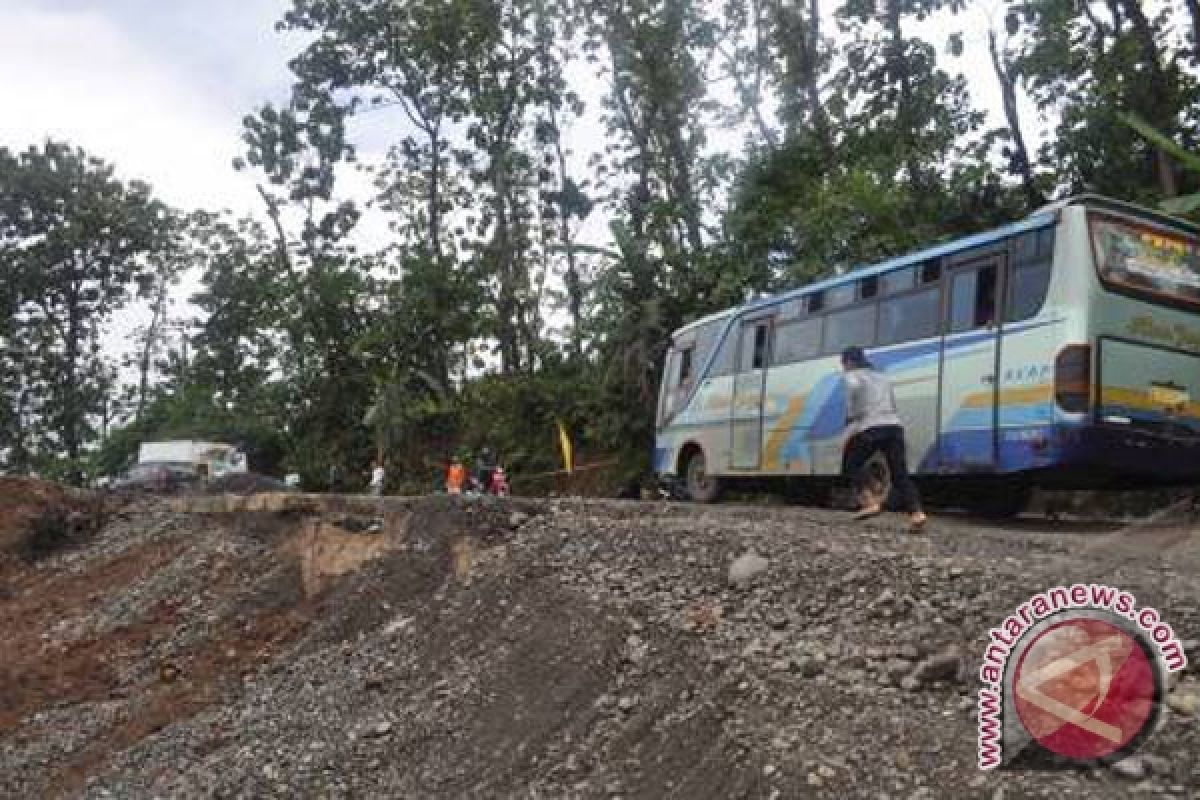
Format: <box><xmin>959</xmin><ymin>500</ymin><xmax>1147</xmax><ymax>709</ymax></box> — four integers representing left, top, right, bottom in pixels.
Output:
<box><xmin>861</xmin><ymin>451</ymin><xmax>894</xmax><ymax>511</ymax></box>
<box><xmin>682</xmin><ymin>447</ymin><xmax>722</xmax><ymax>504</ymax></box>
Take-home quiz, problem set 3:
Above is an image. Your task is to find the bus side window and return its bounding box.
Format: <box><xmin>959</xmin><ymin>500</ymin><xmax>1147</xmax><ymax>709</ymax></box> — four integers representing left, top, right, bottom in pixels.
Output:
<box><xmin>708</xmin><ymin>327</ymin><xmax>738</xmax><ymax>377</ymax></box>
<box><xmin>823</xmin><ymin>304</ymin><xmax>877</xmax><ymax>354</ymax></box>
<box><xmin>773</xmin><ymin>317</ymin><xmax>823</xmax><ymax>365</ymax></box>
<box><xmin>948</xmin><ymin>265</ymin><xmax>997</xmax><ymax>333</ymax></box>
<box><xmin>734</xmin><ymin>321</ymin><xmax>772</xmax><ymax>371</ymax></box>
<box><xmin>753</xmin><ymin>325</ymin><xmax>770</xmax><ymax>368</ymax></box>
<box><xmin>879</xmin><ymin>288</ymin><xmax>939</xmax><ymax>344</ymax></box>
<box><xmin>1006</xmin><ymin>261</ymin><xmax>1052</xmax><ymax>322</ymax></box>
<box><xmin>1005</xmin><ymin>227</ymin><xmax>1055</xmax><ymax>323</ymax></box>
<box><xmin>678</xmin><ymin>347</ymin><xmax>693</xmax><ymax>385</ymax></box>
<box><xmin>740</xmin><ymin>323</ymin><xmax>770</xmax><ymax>371</ymax></box>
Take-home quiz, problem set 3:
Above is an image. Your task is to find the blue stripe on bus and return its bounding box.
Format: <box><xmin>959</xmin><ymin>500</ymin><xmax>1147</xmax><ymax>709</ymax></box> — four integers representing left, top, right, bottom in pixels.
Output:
<box><xmin>771</xmin><ymin>316</ymin><xmax>1064</xmax><ymax>452</ymax></box>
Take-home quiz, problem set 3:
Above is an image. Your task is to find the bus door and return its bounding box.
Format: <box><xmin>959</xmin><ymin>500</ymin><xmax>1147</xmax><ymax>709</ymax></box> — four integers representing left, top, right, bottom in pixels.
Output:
<box><xmin>937</xmin><ymin>253</ymin><xmax>1006</xmax><ymax>470</ymax></box>
<box><xmin>730</xmin><ymin>317</ymin><xmax>773</xmax><ymax>469</ymax></box>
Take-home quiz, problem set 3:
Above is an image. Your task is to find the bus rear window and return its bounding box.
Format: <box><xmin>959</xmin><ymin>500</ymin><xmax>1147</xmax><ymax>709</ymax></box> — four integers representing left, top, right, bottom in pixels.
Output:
<box><xmin>1090</xmin><ymin>214</ymin><xmax>1200</xmax><ymax>307</ymax></box>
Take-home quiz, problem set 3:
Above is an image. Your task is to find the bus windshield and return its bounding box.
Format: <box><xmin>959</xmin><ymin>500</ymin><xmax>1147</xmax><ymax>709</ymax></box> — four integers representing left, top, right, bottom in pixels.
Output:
<box><xmin>1090</xmin><ymin>212</ymin><xmax>1200</xmax><ymax>307</ymax></box>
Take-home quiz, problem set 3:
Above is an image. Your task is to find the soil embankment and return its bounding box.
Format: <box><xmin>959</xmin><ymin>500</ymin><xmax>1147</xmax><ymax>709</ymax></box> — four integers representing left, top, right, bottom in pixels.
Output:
<box><xmin>0</xmin><ymin>484</ymin><xmax>1197</xmax><ymax>798</ymax></box>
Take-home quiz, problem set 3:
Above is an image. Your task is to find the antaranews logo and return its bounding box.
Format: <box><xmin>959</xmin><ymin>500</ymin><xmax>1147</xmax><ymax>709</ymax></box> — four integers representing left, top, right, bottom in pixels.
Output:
<box><xmin>977</xmin><ymin>584</ymin><xmax>1187</xmax><ymax>769</ymax></box>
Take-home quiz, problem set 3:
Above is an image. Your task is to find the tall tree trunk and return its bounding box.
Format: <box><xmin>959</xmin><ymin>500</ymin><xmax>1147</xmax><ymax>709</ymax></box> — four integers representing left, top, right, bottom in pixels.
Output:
<box><xmin>883</xmin><ymin>0</ymin><xmax>923</xmax><ymax>190</ymax></box>
<box><xmin>428</xmin><ymin>126</ymin><xmax>444</xmax><ymax>261</ymax></box>
<box><xmin>135</xmin><ymin>276</ymin><xmax>170</xmax><ymax>422</ymax></box>
<box><xmin>1117</xmin><ymin>0</ymin><xmax>1177</xmax><ymax>197</ymax></box>
<box><xmin>664</xmin><ymin>124</ymin><xmax>705</xmax><ymax>256</ymax></box>
<box><xmin>803</xmin><ymin>0</ymin><xmax>832</xmax><ymax>159</ymax></box>
<box><xmin>255</xmin><ymin>184</ymin><xmax>308</xmax><ymax>374</ymax></box>
<box><xmin>988</xmin><ymin>29</ymin><xmax>1043</xmax><ymax>210</ymax></box>
<box><xmin>64</xmin><ymin>283</ymin><xmax>83</xmax><ymax>485</ymax></box>
<box><xmin>1186</xmin><ymin>0</ymin><xmax>1200</xmax><ymax>64</ymax></box>
<box><xmin>769</xmin><ymin>0</ymin><xmax>831</xmax><ymax>157</ymax></box>
<box><xmin>552</xmin><ymin>132</ymin><xmax>584</xmax><ymax>362</ymax></box>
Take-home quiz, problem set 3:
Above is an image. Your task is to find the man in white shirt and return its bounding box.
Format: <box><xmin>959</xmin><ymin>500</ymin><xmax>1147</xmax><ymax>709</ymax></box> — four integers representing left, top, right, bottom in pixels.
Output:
<box><xmin>840</xmin><ymin>346</ymin><xmax>927</xmax><ymax>531</ymax></box>
<box><xmin>369</xmin><ymin>461</ymin><xmax>386</xmax><ymax>496</ymax></box>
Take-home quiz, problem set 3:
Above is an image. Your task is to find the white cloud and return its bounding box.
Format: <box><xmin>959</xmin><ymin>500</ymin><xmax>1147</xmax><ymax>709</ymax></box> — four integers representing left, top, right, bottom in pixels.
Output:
<box><xmin>0</xmin><ymin>3</ymin><xmax>273</xmax><ymax>215</ymax></box>
<box><xmin>0</xmin><ymin>0</ymin><xmax>1046</xmax><ymax>392</ymax></box>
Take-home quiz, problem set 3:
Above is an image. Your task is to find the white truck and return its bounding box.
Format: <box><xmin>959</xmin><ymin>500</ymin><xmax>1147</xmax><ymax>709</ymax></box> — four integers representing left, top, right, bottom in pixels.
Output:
<box><xmin>137</xmin><ymin>440</ymin><xmax>248</xmax><ymax>479</ymax></box>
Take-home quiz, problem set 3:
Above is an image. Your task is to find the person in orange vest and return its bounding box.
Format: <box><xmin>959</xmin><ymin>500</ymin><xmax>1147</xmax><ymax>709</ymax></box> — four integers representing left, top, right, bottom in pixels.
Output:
<box><xmin>446</xmin><ymin>457</ymin><xmax>466</xmax><ymax>495</ymax></box>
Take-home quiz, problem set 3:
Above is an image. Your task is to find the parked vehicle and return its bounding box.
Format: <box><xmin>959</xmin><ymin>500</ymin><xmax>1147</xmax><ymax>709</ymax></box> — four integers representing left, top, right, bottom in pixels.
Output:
<box><xmin>110</xmin><ymin>463</ymin><xmax>202</xmax><ymax>494</ymax></box>
<box><xmin>136</xmin><ymin>441</ymin><xmax>247</xmax><ymax>479</ymax></box>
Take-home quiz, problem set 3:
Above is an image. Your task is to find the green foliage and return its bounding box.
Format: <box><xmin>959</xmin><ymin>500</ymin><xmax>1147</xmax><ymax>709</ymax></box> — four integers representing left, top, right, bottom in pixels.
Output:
<box><xmin>1124</xmin><ymin>113</ymin><xmax>1200</xmax><ymax>217</ymax></box>
<box><xmin>0</xmin><ymin>142</ymin><xmax>174</xmax><ymax>483</ymax></box>
<box><xmin>9</xmin><ymin>0</ymin><xmax>1198</xmax><ymax>494</ymax></box>
<box><xmin>1015</xmin><ymin>0</ymin><xmax>1198</xmax><ymax>202</ymax></box>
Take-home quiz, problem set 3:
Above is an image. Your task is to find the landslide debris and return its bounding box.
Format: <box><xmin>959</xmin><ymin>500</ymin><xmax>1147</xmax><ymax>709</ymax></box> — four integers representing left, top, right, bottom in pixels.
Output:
<box><xmin>0</xmin><ymin>494</ymin><xmax>1196</xmax><ymax>799</ymax></box>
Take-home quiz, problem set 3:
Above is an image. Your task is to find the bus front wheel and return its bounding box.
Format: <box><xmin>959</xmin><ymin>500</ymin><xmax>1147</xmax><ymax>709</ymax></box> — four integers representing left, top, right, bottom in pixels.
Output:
<box><xmin>683</xmin><ymin>448</ymin><xmax>722</xmax><ymax>503</ymax></box>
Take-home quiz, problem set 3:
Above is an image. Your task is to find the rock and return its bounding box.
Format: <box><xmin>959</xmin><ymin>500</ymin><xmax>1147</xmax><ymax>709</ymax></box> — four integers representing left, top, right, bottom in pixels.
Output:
<box><xmin>368</xmin><ymin>720</ymin><xmax>393</xmax><ymax>737</ymax></box>
<box><xmin>1167</xmin><ymin>692</ymin><xmax>1197</xmax><ymax>716</ymax></box>
<box><xmin>909</xmin><ymin>647</ymin><xmax>963</xmax><ymax>685</ymax></box>
<box><xmin>798</xmin><ymin>658</ymin><xmax>822</xmax><ymax>678</ymax></box>
<box><xmin>618</xmin><ymin>695</ymin><xmax>638</xmax><ymax>712</ymax></box>
<box><xmin>806</xmin><ymin>772</ymin><xmax>823</xmax><ymax>787</ymax></box>
<box><xmin>1142</xmin><ymin>754</ymin><xmax>1172</xmax><ymax>776</ymax></box>
<box><xmin>817</xmin><ymin>764</ymin><xmax>835</xmax><ymax>779</ymax></box>
<box><xmin>1110</xmin><ymin>755</ymin><xmax>1146</xmax><ymax>779</ymax></box>
<box><xmin>900</xmin><ymin>676</ymin><xmax>919</xmax><ymax>692</ymax></box>
<box><xmin>624</xmin><ymin>634</ymin><xmax>648</xmax><ymax>665</ymax></box>
<box><xmin>728</xmin><ymin>552</ymin><xmax>769</xmax><ymax>588</ymax></box>
<box><xmin>884</xmin><ymin>658</ymin><xmax>914</xmax><ymax>684</ymax></box>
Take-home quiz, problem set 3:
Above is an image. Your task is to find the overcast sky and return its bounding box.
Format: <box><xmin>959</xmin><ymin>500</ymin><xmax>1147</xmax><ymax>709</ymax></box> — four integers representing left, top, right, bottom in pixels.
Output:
<box><xmin>0</xmin><ymin>0</ymin><xmax>299</xmax><ymax>216</ymax></box>
<box><xmin>0</xmin><ymin>0</ymin><xmax>1037</xmax><ymax>373</ymax></box>
<box><xmin>0</xmin><ymin>0</ymin><xmax>1037</xmax><ymax>216</ymax></box>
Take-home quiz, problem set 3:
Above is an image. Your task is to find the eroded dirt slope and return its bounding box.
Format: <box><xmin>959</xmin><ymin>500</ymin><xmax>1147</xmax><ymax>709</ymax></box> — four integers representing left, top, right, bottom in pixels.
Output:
<box><xmin>1</xmin><ymin>490</ymin><xmax>1198</xmax><ymax>799</ymax></box>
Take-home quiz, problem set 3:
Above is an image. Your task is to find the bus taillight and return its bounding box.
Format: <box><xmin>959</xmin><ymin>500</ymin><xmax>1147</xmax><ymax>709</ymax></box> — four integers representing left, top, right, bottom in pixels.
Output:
<box><xmin>1055</xmin><ymin>344</ymin><xmax>1092</xmax><ymax>413</ymax></box>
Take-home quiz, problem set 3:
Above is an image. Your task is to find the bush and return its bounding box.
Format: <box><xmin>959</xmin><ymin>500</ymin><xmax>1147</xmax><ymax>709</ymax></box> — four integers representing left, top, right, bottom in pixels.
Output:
<box><xmin>19</xmin><ymin>505</ymin><xmax>100</xmax><ymax>562</ymax></box>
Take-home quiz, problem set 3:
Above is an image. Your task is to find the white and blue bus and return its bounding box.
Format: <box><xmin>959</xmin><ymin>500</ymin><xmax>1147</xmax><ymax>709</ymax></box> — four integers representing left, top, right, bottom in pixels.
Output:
<box><xmin>654</xmin><ymin>195</ymin><xmax>1200</xmax><ymax>516</ymax></box>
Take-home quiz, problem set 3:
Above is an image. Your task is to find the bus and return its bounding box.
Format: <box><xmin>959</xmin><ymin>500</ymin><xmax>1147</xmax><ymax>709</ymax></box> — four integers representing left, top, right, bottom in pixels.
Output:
<box><xmin>653</xmin><ymin>195</ymin><xmax>1200</xmax><ymax>516</ymax></box>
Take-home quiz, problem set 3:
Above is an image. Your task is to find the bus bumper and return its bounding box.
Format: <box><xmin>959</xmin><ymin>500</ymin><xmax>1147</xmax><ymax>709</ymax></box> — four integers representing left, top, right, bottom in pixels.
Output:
<box><xmin>1058</xmin><ymin>424</ymin><xmax>1200</xmax><ymax>483</ymax></box>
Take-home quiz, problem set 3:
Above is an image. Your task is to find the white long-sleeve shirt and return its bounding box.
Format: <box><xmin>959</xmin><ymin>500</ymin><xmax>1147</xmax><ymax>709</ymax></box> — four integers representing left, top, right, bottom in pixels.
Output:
<box><xmin>843</xmin><ymin>368</ymin><xmax>901</xmax><ymax>437</ymax></box>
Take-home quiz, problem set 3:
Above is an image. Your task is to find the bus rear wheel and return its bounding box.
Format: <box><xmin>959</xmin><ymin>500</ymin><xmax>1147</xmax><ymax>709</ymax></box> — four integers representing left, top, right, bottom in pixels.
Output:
<box><xmin>683</xmin><ymin>448</ymin><xmax>722</xmax><ymax>503</ymax></box>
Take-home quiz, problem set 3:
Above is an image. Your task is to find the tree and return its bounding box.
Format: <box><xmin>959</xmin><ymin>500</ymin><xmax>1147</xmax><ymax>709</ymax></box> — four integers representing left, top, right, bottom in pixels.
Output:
<box><xmin>1124</xmin><ymin>114</ymin><xmax>1200</xmax><ymax>217</ymax></box>
<box><xmin>1015</xmin><ymin>0</ymin><xmax>1196</xmax><ymax>202</ymax></box>
<box><xmin>0</xmin><ymin>142</ymin><xmax>172</xmax><ymax>482</ymax></box>
<box><xmin>983</xmin><ymin>14</ymin><xmax>1044</xmax><ymax>210</ymax></box>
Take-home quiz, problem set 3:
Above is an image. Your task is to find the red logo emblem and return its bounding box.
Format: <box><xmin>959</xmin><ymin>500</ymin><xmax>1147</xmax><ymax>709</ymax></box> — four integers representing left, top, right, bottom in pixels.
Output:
<box><xmin>1012</xmin><ymin>617</ymin><xmax>1160</xmax><ymax>761</ymax></box>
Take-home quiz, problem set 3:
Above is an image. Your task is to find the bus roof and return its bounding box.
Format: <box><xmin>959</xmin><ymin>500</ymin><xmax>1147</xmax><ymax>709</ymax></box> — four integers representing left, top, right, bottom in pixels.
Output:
<box><xmin>1033</xmin><ymin>193</ymin><xmax>1200</xmax><ymax>235</ymax></box>
<box><xmin>669</xmin><ymin>194</ymin><xmax>1197</xmax><ymax>340</ymax></box>
<box><xmin>674</xmin><ymin>308</ymin><xmax>736</xmax><ymax>336</ymax></box>
<box><xmin>737</xmin><ymin>211</ymin><xmax>1058</xmax><ymax>318</ymax></box>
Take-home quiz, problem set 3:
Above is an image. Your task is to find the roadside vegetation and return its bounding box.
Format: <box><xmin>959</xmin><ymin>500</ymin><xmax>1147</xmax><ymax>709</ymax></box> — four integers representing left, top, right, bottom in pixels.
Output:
<box><xmin>3</xmin><ymin>0</ymin><xmax>1200</xmax><ymax>491</ymax></box>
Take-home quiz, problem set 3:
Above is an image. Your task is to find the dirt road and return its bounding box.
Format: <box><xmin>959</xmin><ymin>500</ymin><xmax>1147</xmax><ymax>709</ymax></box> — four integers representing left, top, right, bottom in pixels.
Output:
<box><xmin>1</xmin><ymin>487</ymin><xmax>1197</xmax><ymax>798</ymax></box>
